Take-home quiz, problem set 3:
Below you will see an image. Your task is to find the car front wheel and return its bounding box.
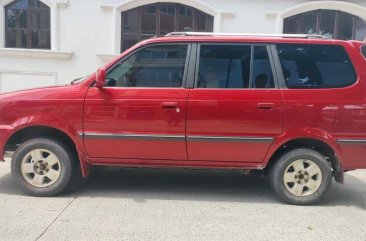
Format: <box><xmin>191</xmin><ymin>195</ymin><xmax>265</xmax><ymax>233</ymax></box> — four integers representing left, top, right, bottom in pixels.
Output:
<box><xmin>270</xmin><ymin>148</ymin><xmax>332</xmax><ymax>205</ymax></box>
<box><xmin>11</xmin><ymin>138</ymin><xmax>73</xmax><ymax>196</ymax></box>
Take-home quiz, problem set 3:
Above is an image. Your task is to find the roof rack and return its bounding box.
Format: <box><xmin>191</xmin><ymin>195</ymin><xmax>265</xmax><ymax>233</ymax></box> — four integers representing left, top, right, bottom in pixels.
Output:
<box><xmin>165</xmin><ymin>32</ymin><xmax>326</xmax><ymax>39</ymax></box>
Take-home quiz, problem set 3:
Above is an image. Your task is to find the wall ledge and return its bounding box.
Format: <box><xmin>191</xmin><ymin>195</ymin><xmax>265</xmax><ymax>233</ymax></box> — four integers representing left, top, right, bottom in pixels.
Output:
<box><xmin>96</xmin><ymin>53</ymin><xmax>119</xmax><ymax>62</ymax></box>
<box><xmin>0</xmin><ymin>48</ymin><xmax>73</xmax><ymax>60</ymax></box>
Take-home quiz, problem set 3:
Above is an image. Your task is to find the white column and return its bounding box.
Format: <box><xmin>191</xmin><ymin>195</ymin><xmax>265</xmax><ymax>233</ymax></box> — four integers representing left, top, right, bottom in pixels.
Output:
<box><xmin>275</xmin><ymin>14</ymin><xmax>283</xmax><ymax>34</ymax></box>
<box><xmin>213</xmin><ymin>13</ymin><xmax>222</xmax><ymax>32</ymax></box>
<box><xmin>113</xmin><ymin>8</ymin><xmax>121</xmax><ymax>54</ymax></box>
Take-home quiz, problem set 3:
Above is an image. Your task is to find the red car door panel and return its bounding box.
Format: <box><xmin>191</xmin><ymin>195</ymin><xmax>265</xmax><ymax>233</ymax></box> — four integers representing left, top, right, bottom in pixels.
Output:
<box><xmin>186</xmin><ymin>89</ymin><xmax>284</xmax><ymax>163</ymax></box>
<box><xmin>83</xmin><ymin>88</ymin><xmax>188</xmax><ymax>160</ymax></box>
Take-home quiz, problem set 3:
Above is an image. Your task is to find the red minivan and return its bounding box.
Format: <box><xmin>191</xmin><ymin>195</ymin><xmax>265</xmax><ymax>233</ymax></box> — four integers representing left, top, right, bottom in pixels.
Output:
<box><xmin>1</xmin><ymin>32</ymin><xmax>366</xmax><ymax>205</ymax></box>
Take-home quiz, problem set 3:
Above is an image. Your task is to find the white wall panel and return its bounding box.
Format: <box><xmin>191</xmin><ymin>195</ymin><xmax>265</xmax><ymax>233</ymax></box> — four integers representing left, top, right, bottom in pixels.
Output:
<box><xmin>0</xmin><ymin>71</ymin><xmax>57</xmax><ymax>93</ymax></box>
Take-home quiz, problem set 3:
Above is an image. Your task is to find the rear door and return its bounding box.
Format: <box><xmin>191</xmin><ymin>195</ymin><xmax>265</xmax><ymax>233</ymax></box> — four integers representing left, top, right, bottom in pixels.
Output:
<box><xmin>186</xmin><ymin>43</ymin><xmax>284</xmax><ymax>165</ymax></box>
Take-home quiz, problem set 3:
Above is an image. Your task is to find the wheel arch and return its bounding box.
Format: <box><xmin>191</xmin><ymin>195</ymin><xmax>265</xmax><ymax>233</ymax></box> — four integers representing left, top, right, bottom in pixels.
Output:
<box><xmin>4</xmin><ymin>125</ymin><xmax>89</xmax><ymax>177</ymax></box>
<box><xmin>265</xmin><ymin>137</ymin><xmax>343</xmax><ymax>183</ymax></box>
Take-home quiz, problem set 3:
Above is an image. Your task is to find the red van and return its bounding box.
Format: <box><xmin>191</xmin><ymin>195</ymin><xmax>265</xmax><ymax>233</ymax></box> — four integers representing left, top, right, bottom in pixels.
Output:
<box><xmin>2</xmin><ymin>32</ymin><xmax>366</xmax><ymax>205</ymax></box>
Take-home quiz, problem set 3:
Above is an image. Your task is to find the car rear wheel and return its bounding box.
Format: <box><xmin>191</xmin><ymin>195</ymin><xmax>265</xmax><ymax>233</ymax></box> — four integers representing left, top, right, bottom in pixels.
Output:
<box><xmin>11</xmin><ymin>138</ymin><xmax>73</xmax><ymax>196</ymax></box>
<box><xmin>270</xmin><ymin>148</ymin><xmax>332</xmax><ymax>205</ymax></box>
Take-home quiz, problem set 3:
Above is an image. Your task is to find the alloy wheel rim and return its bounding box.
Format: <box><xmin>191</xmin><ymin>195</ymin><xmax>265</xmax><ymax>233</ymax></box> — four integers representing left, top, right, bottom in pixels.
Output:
<box><xmin>283</xmin><ymin>159</ymin><xmax>322</xmax><ymax>197</ymax></box>
<box><xmin>21</xmin><ymin>149</ymin><xmax>61</xmax><ymax>188</ymax></box>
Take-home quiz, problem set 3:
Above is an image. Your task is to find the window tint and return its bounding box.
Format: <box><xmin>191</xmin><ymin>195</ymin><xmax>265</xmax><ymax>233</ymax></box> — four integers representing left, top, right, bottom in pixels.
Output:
<box><xmin>197</xmin><ymin>45</ymin><xmax>274</xmax><ymax>89</ymax></box>
<box><xmin>106</xmin><ymin>45</ymin><xmax>188</xmax><ymax>88</ymax></box>
<box><xmin>252</xmin><ymin>46</ymin><xmax>275</xmax><ymax>88</ymax></box>
<box><xmin>277</xmin><ymin>44</ymin><xmax>356</xmax><ymax>88</ymax></box>
<box><xmin>197</xmin><ymin>45</ymin><xmax>250</xmax><ymax>88</ymax></box>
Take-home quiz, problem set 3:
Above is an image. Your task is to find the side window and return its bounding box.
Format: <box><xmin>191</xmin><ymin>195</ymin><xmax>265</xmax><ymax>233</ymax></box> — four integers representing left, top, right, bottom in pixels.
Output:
<box><xmin>252</xmin><ymin>46</ymin><xmax>275</xmax><ymax>88</ymax></box>
<box><xmin>106</xmin><ymin>44</ymin><xmax>188</xmax><ymax>88</ymax></box>
<box><xmin>277</xmin><ymin>44</ymin><xmax>357</xmax><ymax>88</ymax></box>
<box><xmin>197</xmin><ymin>45</ymin><xmax>274</xmax><ymax>88</ymax></box>
<box><xmin>197</xmin><ymin>45</ymin><xmax>250</xmax><ymax>88</ymax></box>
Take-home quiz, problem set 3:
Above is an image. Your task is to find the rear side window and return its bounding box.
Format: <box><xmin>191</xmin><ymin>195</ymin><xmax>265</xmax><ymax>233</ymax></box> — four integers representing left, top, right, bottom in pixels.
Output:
<box><xmin>277</xmin><ymin>44</ymin><xmax>356</xmax><ymax>88</ymax></box>
<box><xmin>197</xmin><ymin>45</ymin><xmax>274</xmax><ymax>88</ymax></box>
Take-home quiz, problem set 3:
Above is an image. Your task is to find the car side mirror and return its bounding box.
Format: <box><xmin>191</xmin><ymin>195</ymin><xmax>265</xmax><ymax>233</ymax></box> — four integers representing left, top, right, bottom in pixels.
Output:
<box><xmin>96</xmin><ymin>67</ymin><xmax>106</xmax><ymax>88</ymax></box>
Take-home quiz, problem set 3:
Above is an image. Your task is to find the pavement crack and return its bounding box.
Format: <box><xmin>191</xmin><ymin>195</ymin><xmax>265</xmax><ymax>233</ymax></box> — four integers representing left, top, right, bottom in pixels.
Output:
<box><xmin>34</xmin><ymin>192</ymin><xmax>80</xmax><ymax>241</ymax></box>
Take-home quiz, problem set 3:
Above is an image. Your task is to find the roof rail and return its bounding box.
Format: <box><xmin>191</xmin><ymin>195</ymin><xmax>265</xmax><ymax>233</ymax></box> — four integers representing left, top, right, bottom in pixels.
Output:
<box><xmin>165</xmin><ymin>32</ymin><xmax>326</xmax><ymax>39</ymax></box>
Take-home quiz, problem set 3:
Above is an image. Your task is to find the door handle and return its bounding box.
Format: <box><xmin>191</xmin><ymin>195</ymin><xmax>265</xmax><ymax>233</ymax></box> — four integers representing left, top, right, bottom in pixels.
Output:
<box><xmin>258</xmin><ymin>103</ymin><xmax>275</xmax><ymax>110</ymax></box>
<box><xmin>161</xmin><ymin>102</ymin><xmax>178</xmax><ymax>110</ymax></box>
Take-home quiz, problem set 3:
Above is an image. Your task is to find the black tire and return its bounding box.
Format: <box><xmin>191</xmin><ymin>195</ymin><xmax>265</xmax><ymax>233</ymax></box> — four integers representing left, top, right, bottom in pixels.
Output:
<box><xmin>11</xmin><ymin>138</ymin><xmax>73</xmax><ymax>196</ymax></box>
<box><xmin>269</xmin><ymin>148</ymin><xmax>332</xmax><ymax>205</ymax></box>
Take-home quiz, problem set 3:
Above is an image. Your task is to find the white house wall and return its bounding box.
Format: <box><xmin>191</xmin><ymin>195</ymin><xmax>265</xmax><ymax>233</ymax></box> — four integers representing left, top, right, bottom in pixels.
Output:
<box><xmin>0</xmin><ymin>0</ymin><xmax>365</xmax><ymax>92</ymax></box>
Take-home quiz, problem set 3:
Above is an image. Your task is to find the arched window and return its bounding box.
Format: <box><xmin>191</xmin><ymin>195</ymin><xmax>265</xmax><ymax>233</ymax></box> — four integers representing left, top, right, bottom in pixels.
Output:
<box><xmin>5</xmin><ymin>0</ymin><xmax>50</xmax><ymax>49</ymax></box>
<box><xmin>283</xmin><ymin>10</ymin><xmax>366</xmax><ymax>40</ymax></box>
<box><xmin>121</xmin><ymin>3</ymin><xmax>213</xmax><ymax>51</ymax></box>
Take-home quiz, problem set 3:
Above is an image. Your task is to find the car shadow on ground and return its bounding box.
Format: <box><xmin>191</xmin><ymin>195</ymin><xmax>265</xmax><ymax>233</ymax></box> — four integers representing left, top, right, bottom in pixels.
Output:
<box><xmin>0</xmin><ymin>167</ymin><xmax>365</xmax><ymax>209</ymax></box>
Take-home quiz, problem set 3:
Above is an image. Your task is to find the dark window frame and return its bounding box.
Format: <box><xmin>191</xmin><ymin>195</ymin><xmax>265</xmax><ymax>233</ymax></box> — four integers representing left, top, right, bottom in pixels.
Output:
<box><xmin>194</xmin><ymin>43</ymin><xmax>278</xmax><ymax>90</ymax></box>
<box><xmin>97</xmin><ymin>43</ymin><xmax>192</xmax><ymax>89</ymax></box>
<box><xmin>283</xmin><ymin>10</ymin><xmax>366</xmax><ymax>41</ymax></box>
<box><xmin>120</xmin><ymin>3</ymin><xmax>213</xmax><ymax>52</ymax></box>
<box><xmin>5</xmin><ymin>0</ymin><xmax>51</xmax><ymax>49</ymax></box>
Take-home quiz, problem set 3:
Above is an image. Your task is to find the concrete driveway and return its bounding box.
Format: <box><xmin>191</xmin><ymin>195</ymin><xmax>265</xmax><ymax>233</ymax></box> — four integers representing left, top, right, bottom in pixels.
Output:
<box><xmin>0</xmin><ymin>161</ymin><xmax>365</xmax><ymax>241</ymax></box>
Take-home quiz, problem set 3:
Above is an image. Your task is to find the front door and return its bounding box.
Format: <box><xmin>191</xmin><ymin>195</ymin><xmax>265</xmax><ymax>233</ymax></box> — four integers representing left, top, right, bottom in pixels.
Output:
<box><xmin>186</xmin><ymin>44</ymin><xmax>284</xmax><ymax>165</ymax></box>
<box><xmin>83</xmin><ymin>44</ymin><xmax>190</xmax><ymax>162</ymax></box>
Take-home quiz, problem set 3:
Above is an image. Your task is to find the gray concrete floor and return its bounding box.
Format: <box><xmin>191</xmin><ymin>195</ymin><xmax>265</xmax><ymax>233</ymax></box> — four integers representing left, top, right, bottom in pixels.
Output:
<box><xmin>0</xmin><ymin>161</ymin><xmax>365</xmax><ymax>241</ymax></box>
